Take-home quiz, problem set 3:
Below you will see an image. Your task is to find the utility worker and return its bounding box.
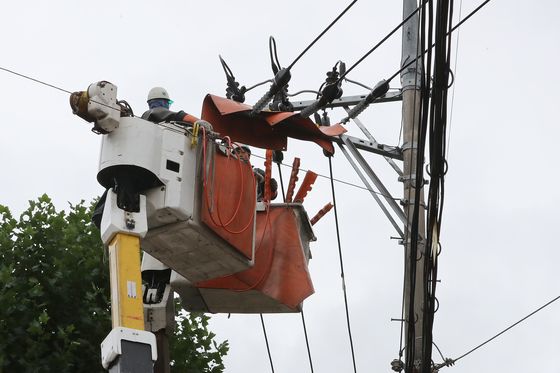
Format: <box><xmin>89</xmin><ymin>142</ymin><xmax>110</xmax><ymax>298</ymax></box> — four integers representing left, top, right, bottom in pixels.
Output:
<box><xmin>234</xmin><ymin>145</ymin><xmax>278</xmax><ymax>202</ymax></box>
<box><xmin>92</xmin><ymin>88</ymin><xmax>202</xmax><ymax>229</ymax></box>
<box><xmin>142</xmin><ymin>87</ymin><xmax>200</xmax><ymax>124</ymax></box>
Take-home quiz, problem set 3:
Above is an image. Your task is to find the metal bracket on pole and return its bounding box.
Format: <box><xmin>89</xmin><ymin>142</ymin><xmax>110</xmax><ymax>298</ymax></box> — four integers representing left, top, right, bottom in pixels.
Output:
<box><xmin>291</xmin><ymin>90</ymin><xmax>402</xmax><ymax>111</ymax></box>
<box><xmin>341</xmin><ymin>136</ymin><xmax>406</xmax><ymax>224</ymax></box>
<box><xmin>342</xmin><ymin>107</ymin><xmax>403</xmax><ymax>176</ymax></box>
<box><xmin>398</xmin><ymin>174</ymin><xmax>428</xmax><ymax>187</ymax></box>
<box><xmin>337</xmin><ymin>143</ymin><xmax>404</xmax><ymax>238</ymax></box>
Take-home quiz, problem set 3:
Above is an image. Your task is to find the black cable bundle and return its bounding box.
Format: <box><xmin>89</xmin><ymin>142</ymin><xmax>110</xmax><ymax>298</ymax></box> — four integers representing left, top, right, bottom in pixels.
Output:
<box><xmin>402</xmin><ymin>0</ymin><xmax>454</xmax><ymax>372</ymax></box>
<box><xmin>421</xmin><ymin>0</ymin><xmax>454</xmax><ymax>371</ymax></box>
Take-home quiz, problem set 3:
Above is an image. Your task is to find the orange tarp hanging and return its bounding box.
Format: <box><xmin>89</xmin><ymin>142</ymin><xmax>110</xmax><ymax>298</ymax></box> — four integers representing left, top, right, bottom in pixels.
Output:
<box><xmin>201</xmin><ymin>94</ymin><xmax>346</xmax><ymax>155</ymax></box>
<box><xmin>196</xmin><ymin>205</ymin><xmax>314</xmax><ymax>311</ymax></box>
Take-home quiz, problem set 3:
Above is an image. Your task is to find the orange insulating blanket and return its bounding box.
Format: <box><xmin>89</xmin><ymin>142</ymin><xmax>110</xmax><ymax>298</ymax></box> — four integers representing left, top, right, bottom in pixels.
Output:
<box><xmin>200</xmin><ymin>147</ymin><xmax>256</xmax><ymax>260</ymax></box>
<box><xmin>201</xmin><ymin>94</ymin><xmax>346</xmax><ymax>155</ymax></box>
<box><xmin>196</xmin><ymin>205</ymin><xmax>314</xmax><ymax>310</ymax></box>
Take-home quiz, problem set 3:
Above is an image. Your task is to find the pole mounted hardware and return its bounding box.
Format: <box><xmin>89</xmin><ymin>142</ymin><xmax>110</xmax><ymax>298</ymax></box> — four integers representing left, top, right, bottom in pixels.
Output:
<box><xmin>341</xmin><ymin>79</ymin><xmax>390</xmax><ymax>123</ymax></box>
<box><xmin>219</xmin><ymin>55</ymin><xmax>246</xmax><ymax>103</ymax></box>
<box><xmin>250</xmin><ymin>0</ymin><xmax>358</xmax><ymax>115</ymax></box>
<box><xmin>299</xmin><ymin>61</ymin><xmax>346</xmax><ymax>118</ymax></box>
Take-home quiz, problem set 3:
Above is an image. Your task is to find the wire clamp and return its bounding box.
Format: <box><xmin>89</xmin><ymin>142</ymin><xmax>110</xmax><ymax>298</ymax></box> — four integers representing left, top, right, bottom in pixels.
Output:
<box><xmin>390</xmin><ymin>358</ymin><xmax>404</xmax><ymax>372</ymax></box>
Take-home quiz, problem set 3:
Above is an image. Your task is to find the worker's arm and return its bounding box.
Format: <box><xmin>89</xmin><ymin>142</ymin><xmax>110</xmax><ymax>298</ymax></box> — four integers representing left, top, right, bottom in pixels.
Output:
<box><xmin>176</xmin><ymin>111</ymin><xmax>199</xmax><ymax>124</ymax></box>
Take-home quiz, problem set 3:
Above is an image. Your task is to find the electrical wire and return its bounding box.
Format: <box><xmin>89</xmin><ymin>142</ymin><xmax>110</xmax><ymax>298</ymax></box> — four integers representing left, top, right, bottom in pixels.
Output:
<box><xmin>387</xmin><ymin>0</ymin><xmax>492</xmax><ymax>84</ymax></box>
<box><xmin>287</xmin><ymin>89</ymin><xmax>322</xmax><ymax>97</ymax></box>
<box><xmin>451</xmin><ymin>295</ymin><xmax>560</xmax><ymax>365</ymax></box>
<box><xmin>275</xmin><ymin>158</ymin><xmax>315</xmax><ymax>373</ymax></box>
<box><xmin>338</xmin><ymin>0</ymin><xmax>428</xmax><ymax>82</ymax></box>
<box><xmin>328</xmin><ymin>156</ymin><xmax>358</xmax><ymax>373</ymax></box>
<box><xmin>0</xmin><ymin>65</ymin><xmax>132</xmax><ymax>117</ymax></box>
<box><xmin>245</xmin><ymin>79</ymin><xmax>274</xmax><ymax>93</ymax></box>
<box><xmin>260</xmin><ymin>314</ymin><xmax>275</xmax><ymax>373</ymax></box>
<box><xmin>446</xmin><ymin>0</ymin><xmax>463</xmax><ymax>160</ymax></box>
<box><xmin>343</xmin><ymin>77</ymin><xmax>372</xmax><ymax>91</ymax></box>
<box><xmin>251</xmin><ymin>152</ymin><xmax>401</xmax><ymax>199</ymax></box>
<box><xmin>287</xmin><ymin>0</ymin><xmax>358</xmax><ymax>70</ymax></box>
<box><xmin>300</xmin><ymin>310</ymin><xmax>315</xmax><ymax>373</ymax></box>
<box><xmin>0</xmin><ymin>66</ymin><xmax>72</xmax><ymax>94</ymax></box>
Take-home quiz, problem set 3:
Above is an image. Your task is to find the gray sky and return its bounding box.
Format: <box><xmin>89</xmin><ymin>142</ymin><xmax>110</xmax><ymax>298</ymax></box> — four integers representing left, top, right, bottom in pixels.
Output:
<box><xmin>1</xmin><ymin>1</ymin><xmax>559</xmax><ymax>372</ymax></box>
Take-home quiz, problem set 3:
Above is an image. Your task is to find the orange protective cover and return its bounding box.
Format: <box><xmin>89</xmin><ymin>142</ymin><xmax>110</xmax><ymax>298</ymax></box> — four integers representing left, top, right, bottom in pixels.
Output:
<box><xmin>196</xmin><ymin>206</ymin><xmax>314</xmax><ymax>310</ymax></box>
<box><xmin>201</xmin><ymin>94</ymin><xmax>346</xmax><ymax>155</ymax></box>
<box><xmin>200</xmin><ymin>149</ymin><xmax>256</xmax><ymax>260</ymax></box>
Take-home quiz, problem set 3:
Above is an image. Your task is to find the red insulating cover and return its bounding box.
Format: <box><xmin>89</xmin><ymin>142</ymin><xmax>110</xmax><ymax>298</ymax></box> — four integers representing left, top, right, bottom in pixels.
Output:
<box><xmin>200</xmin><ymin>148</ymin><xmax>256</xmax><ymax>260</ymax></box>
<box><xmin>196</xmin><ymin>206</ymin><xmax>315</xmax><ymax>310</ymax></box>
<box><xmin>201</xmin><ymin>94</ymin><xmax>347</xmax><ymax>155</ymax></box>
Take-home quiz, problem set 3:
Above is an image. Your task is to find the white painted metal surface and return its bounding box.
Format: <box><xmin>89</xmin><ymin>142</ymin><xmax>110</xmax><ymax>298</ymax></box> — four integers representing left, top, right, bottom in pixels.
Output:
<box><xmin>97</xmin><ymin>117</ymin><xmax>254</xmax><ymax>282</ymax></box>
<box><xmin>100</xmin><ymin>327</ymin><xmax>157</xmax><ymax>369</ymax></box>
<box><xmin>100</xmin><ymin>190</ymin><xmax>148</xmax><ymax>245</ymax></box>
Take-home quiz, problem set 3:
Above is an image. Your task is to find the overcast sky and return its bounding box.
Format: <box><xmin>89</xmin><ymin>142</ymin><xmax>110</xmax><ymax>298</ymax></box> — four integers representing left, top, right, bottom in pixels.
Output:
<box><xmin>1</xmin><ymin>1</ymin><xmax>559</xmax><ymax>372</ymax></box>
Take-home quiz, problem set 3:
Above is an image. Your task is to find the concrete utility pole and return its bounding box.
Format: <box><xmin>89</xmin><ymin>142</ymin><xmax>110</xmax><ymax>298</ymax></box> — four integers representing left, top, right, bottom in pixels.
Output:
<box><xmin>400</xmin><ymin>0</ymin><xmax>426</xmax><ymax>370</ymax></box>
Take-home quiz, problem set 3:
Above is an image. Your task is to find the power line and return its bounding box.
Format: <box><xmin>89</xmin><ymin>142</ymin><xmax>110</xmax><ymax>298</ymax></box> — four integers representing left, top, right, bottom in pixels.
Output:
<box><xmin>260</xmin><ymin>314</ymin><xmax>275</xmax><ymax>373</ymax></box>
<box><xmin>287</xmin><ymin>0</ymin><xmax>358</xmax><ymax>70</ymax></box>
<box><xmin>0</xmin><ymin>65</ymin><xmax>132</xmax><ymax>117</ymax></box>
<box><xmin>446</xmin><ymin>0</ymin><xmax>464</xmax><ymax>161</ymax></box>
<box><xmin>251</xmin><ymin>152</ymin><xmax>400</xmax><ymax>199</ymax></box>
<box><xmin>328</xmin><ymin>156</ymin><xmax>358</xmax><ymax>373</ymax></box>
<box><xmin>338</xmin><ymin>0</ymin><xmax>428</xmax><ymax>82</ymax></box>
<box><xmin>387</xmin><ymin>0</ymin><xmax>492</xmax><ymax>84</ymax></box>
<box><xmin>0</xmin><ymin>66</ymin><xmax>72</xmax><ymax>95</ymax></box>
<box><xmin>274</xmin><ymin>159</ymin><xmax>315</xmax><ymax>373</ymax></box>
<box><xmin>449</xmin><ymin>295</ymin><xmax>560</xmax><ymax>365</ymax></box>
<box><xmin>301</xmin><ymin>310</ymin><xmax>315</xmax><ymax>373</ymax></box>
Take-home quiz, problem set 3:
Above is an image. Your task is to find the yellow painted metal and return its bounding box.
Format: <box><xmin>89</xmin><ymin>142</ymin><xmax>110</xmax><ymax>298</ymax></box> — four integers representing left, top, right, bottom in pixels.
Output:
<box><xmin>108</xmin><ymin>233</ymin><xmax>145</xmax><ymax>330</ymax></box>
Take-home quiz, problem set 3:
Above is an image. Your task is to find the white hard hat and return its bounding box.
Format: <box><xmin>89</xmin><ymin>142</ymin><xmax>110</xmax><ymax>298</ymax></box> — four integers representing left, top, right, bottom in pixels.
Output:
<box><xmin>147</xmin><ymin>87</ymin><xmax>171</xmax><ymax>102</ymax></box>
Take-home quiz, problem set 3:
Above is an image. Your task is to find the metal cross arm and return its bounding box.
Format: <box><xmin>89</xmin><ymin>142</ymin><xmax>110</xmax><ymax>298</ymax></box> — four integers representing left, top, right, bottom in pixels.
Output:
<box><xmin>290</xmin><ymin>90</ymin><xmax>402</xmax><ymax>111</ymax></box>
<box><xmin>338</xmin><ymin>134</ymin><xmax>402</xmax><ymax>161</ymax></box>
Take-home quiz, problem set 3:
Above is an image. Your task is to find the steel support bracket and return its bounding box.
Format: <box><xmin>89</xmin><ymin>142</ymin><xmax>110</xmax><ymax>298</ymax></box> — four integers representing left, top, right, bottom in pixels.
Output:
<box><xmin>291</xmin><ymin>91</ymin><xmax>402</xmax><ymax>111</ymax></box>
<box><xmin>398</xmin><ymin>174</ymin><xmax>428</xmax><ymax>186</ymax></box>
<box><xmin>339</xmin><ymin>134</ymin><xmax>403</xmax><ymax>160</ymax></box>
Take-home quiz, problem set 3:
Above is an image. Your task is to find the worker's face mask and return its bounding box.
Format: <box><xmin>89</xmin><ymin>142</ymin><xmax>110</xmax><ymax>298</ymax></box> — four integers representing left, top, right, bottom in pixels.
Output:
<box><xmin>148</xmin><ymin>99</ymin><xmax>171</xmax><ymax>109</ymax></box>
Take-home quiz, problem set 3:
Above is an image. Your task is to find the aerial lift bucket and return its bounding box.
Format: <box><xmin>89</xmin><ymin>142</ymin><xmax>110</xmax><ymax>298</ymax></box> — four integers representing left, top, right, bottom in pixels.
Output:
<box><xmin>97</xmin><ymin>116</ymin><xmax>256</xmax><ymax>283</ymax></box>
<box><xmin>172</xmin><ymin>203</ymin><xmax>316</xmax><ymax>313</ymax></box>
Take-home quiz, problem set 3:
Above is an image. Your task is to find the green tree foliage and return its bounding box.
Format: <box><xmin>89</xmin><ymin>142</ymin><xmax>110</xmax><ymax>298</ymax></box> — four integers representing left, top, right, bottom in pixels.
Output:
<box><xmin>170</xmin><ymin>305</ymin><xmax>229</xmax><ymax>373</ymax></box>
<box><xmin>0</xmin><ymin>195</ymin><xmax>228</xmax><ymax>372</ymax></box>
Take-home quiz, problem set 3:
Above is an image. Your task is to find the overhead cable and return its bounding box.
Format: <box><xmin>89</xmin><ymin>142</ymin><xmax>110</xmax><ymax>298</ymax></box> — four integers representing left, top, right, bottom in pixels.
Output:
<box><xmin>338</xmin><ymin>0</ymin><xmax>428</xmax><ymax>82</ymax></box>
<box><xmin>275</xmin><ymin>160</ymin><xmax>315</xmax><ymax>373</ymax></box>
<box><xmin>328</xmin><ymin>157</ymin><xmax>358</xmax><ymax>373</ymax></box>
<box><xmin>260</xmin><ymin>314</ymin><xmax>275</xmax><ymax>373</ymax></box>
<box><xmin>387</xmin><ymin>0</ymin><xmax>492</xmax><ymax>84</ymax></box>
<box><xmin>0</xmin><ymin>66</ymin><xmax>72</xmax><ymax>95</ymax></box>
<box><xmin>251</xmin><ymin>152</ymin><xmax>400</xmax><ymax>199</ymax></box>
<box><xmin>251</xmin><ymin>0</ymin><xmax>358</xmax><ymax>115</ymax></box>
<box><xmin>447</xmin><ymin>295</ymin><xmax>560</xmax><ymax>367</ymax></box>
<box><xmin>446</xmin><ymin>0</ymin><xmax>464</xmax><ymax>160</ymax></box>
<box><xmin>301</xmin><ymin>310</ymin><xmax>315</xmax><ymax>373</ymax></box>
<box><xmin>287</xmin><ymin>0</ymin><xmax>357</xmax><ymax>71</ymax></box>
